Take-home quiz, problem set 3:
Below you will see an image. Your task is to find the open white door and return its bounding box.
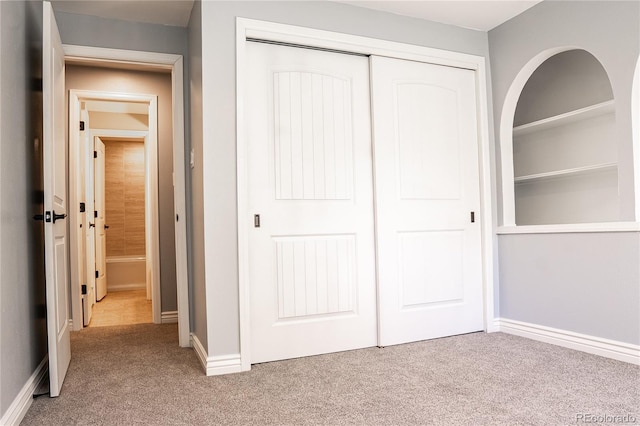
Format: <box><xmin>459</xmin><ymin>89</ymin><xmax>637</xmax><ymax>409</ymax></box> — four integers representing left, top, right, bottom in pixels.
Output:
<box><xmin>94</xmin><ymin>137</ymin><xmax>107</xmax><ymax>301</ymax></box>
<box><xmin>79</xmin><ymin>106</ymin><xmax>94</xmax><ymax>325</ymax></box>
<box><xmin>84</xmin><ymin>132</ymin><xmax>97</xmax><ymax>310</ymax></box>
<box><xmin>43</xmin><ymin>1</ymin><xmax>70</xmax><ymax>397</ymax></box>
<box><xmin>371</xmin><ymin>56</ymin><xmax>484</xmax><ymax>347</ymax></box>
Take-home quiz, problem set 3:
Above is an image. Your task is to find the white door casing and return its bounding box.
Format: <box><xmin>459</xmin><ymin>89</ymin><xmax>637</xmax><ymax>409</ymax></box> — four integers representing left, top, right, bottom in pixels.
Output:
<box><xmin>371</xmin><ymin>56</ymin><xmax>484</xmax><ymax>346</ymax></box>
<box><xmin>94</xmin><ymin>137</ymin><xmax>107</xmax><ymax>301</ymax></box>
<box><xmin>68</xmin><ymin>90</ymin><xmax>162</xmax><ymax>324</ymax></box>
<box><xmin>43</xmin><ymin>1</ymin><xmax>71</xmax><ymax>397</ymax></box>
<box><xmin>246</xmin><ymin>42</ymin><xmax>377</xmax><ymax>363</ymax></box>
<box><xmin>65</xmin><ymin>49</ymin><xmax>190</xmax><ymax>347</ymax></box>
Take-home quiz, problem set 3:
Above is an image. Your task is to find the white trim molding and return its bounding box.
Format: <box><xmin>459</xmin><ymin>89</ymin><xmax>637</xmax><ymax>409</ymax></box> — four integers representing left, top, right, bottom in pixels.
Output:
<box><xmin>161</xmin><ymin>310</ymin><xmax>179</xmax><ymax>323</ymax></box>
<box><xmin>0</xmin><ymin>356</ymin><xmax>48</xmax><ymax>426</ymax></box>
<box><xmin>497</xmin><ymin>222</ymin><xmax>640</xmax><ymax>235</ymax></box>
<box><xmin>63</xmin><ymin>45</ymin><xmax>177</xmax><ymax>70</ymax></box>
<box><xmin>235</xmin><ymin>17</ymin><xmax>496</xmax><ymax>372</ymax></box>
<box><xmin>108</xmin><ymin>283</ymin><xmax>146</xmax><ymax>292</ymax></box>
<box><xmin>494</xmin><ymin>318</ymin><xmax>640</xmax><ymax>365</ymax></box>
<box><xmin>191</xmin><ymin>334</ymin><xmax>243</xmax><ymax>376</ymax></box>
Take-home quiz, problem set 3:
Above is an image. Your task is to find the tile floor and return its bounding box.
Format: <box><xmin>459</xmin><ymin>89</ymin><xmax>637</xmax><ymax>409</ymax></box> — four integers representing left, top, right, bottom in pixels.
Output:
<box><xmin>88</xmin><ymin>289</ymin><xmax>152</xmax><ymax>327</ymax></box>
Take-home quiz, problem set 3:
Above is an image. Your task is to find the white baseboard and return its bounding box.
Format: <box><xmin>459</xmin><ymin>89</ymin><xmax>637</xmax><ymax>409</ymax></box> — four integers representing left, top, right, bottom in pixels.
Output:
<box><xmin>0</xmin><ymin>356</ymin><xmax>48</xmax><ymax>426</ymax></box>
<box><xmin>161</xmin><ymin>311</ymin><xmax>178</xmax><ymax>323</ymax></box>
<box><xmin>494</xmin><ymin>318</ymin><xmax>640</xmax><ymax>365</ymax></box>
<box><xmin>191</xmin><ymin>333</ymin><xmax>243</xmax><ymax>376</ymax></box>
<box><xmin>107</xmin><ymin>283</ymin><xmax>145</xmax><ymax>292</ymax></box>
<box><xmin>485</xmin><ymin>317</ymin><xmax>500</xmax><ymax>333</ymax></box>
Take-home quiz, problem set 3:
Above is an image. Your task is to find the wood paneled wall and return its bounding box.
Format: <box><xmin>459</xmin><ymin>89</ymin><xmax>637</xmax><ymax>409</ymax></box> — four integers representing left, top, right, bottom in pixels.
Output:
<box><xmin>105</xmin><ymin>140</ymin><xmax>146</xmax><ymax>256</ymax></box>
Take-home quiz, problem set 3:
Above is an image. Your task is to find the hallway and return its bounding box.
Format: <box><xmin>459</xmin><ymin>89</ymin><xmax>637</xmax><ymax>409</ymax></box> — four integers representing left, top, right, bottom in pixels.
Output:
<box><xmin>88</xmin><ymin>290</ymin><xmax>152</xmax><ymax>327</ymax></box>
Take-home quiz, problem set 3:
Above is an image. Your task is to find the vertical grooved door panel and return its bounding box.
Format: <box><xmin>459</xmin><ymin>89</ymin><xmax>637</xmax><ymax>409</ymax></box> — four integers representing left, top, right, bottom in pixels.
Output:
<box><xmin>247</xmin><ymin>42</ymin><xmax>376</xmax><ymax>364</ymax></box>
<box><xmin>274</xmin><ymin>71</ymin><xmax>353</xmax><ymax>201</ymax></box>
<box><xmin>275</xmin><ymin>235</ymin><xmax>355</xmax><ymax>320</ymax></box>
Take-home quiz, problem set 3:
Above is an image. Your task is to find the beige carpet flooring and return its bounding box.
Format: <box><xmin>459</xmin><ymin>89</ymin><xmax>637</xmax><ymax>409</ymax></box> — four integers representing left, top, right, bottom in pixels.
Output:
<box><xmin>22</xmin><ymin>324</ymin><xmax>639</xmax><ymax>425</ymax></box>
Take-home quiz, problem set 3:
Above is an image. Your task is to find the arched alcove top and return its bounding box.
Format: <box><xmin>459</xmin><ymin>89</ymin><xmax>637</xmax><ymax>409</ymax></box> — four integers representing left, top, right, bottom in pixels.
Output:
<box><xmin>514</xmin><ymin>49</ymin><xmax>614</xmax><ymax>126</ymax></box>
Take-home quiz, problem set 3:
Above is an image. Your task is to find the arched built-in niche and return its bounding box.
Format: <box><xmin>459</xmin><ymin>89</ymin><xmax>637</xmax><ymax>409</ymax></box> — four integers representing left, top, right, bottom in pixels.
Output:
<box><xmin>502</xmin><ymin>48</ymin><xmax>619</xmax><ymax>226</ymax></box>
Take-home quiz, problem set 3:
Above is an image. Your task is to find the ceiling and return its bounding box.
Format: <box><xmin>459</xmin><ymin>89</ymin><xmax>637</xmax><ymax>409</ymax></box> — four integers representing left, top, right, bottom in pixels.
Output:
<box><xmin>336</xmin><ymin>1</ymin><xmax>542</xmax><ymax>31</ymax></box>
<box><xmin>51</xmin><ymin>0</ymin><xmax>196</xmax><ymax>27</ymax></box>
<box><xmin>50</xmin><ymin>0</ymin><xmax>542</xmax><ymax>31</ymax></box>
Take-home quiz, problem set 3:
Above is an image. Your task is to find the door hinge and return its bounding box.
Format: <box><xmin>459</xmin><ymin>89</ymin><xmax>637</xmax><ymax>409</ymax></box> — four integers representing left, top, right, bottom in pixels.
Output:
<box><xmin>81</xmin><ymin>284</ymin><xmax>87</xmax><ymax>295</ymax></box>
<box><xmin>95</xmin><ymin>271</ymin><xmax>99</xmax><ymax>279</ymax></box>
<box><xmin>80</xmin><ymin>121</ymin><xmax>85</xmax><ymax>131</ymax></box>
<box><xmin>470</xmin><ymin>211</ymin><xmax>476</xmax><ymax>223</ymax></box>
<box><xmin>254</xmin><ymin>214</ymin><xmax>261</xmax><ymax>228</ymax></box>
<box><xmin>80</xmin><ymin>202</ymin><xmax>85</xmax><ymax>213</ymax></box>
<box><xmin>94</xmin><ymin>210</ymin><xmax>98</xmax><ymax>218</ymax></box>
<box><xmin>93</xmin><ymin>151</ymin><xmax>97</xmax><ymax>158</ymax></box>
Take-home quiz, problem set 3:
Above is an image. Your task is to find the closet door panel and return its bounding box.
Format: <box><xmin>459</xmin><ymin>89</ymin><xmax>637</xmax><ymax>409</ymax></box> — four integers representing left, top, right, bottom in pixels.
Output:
<box><xmin>371</xmin><ymin>56</ymin><xmax>484</xmax><ymax>347</ymax></box>
<box><xmin>246</xmin><ymin>42</ymin><xmax>377</xmax><ymax>364</ymax></box>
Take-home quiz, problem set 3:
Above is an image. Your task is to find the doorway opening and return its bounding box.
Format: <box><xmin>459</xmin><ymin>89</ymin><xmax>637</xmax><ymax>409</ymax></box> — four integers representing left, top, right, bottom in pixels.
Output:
<box><xmin>70</xmin><ymin>91</ymin><xmax>160</xmax><ymax>328</ymax></box>
<box><xmin>63</xmin><ymin>46</ymin><xmax>190</xmax><ymax>347</ymax></box>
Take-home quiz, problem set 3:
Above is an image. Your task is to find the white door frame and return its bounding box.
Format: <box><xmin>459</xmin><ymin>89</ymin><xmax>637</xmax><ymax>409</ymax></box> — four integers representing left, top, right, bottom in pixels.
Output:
<box><xmin>64</xmin><ymin>45</ymin><xmax>191</xmax><ymax>347</ymax></box>
<box><xmin>92</xmin><ymin>132</ymin><xmax>150</xmax><ymax>298</ymax></box>
<box><xmin>236</xmin><ymin>18</ymin><xmax>497</xmax><ymax>371</ymax></box>
<box><xmin>69</xmin><ymin>91</ymin><xmax>158</xmax><ymax>322</ymax></box>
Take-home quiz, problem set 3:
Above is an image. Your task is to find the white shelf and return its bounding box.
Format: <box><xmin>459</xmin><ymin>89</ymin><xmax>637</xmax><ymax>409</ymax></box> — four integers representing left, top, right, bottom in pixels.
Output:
<box><xmin>514</xmin><ymin>162</ymin><xmax>617</xmax><ymax>184</ymax></box>
<box><xmin>497</xmin><ymin>222</ymin><xmax>640</xmax><ymax>234</ymax></box>
<box><xmin>513</xmin><ymin>100</ymin><xmax>615</xmax><ymax>137</ymax></box>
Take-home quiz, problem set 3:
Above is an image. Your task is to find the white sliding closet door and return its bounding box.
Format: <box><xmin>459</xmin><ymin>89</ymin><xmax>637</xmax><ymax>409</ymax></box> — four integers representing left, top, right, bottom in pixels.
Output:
<box><xmin>371</xmin><ymin>56</ymin><xmax>484</xmax><ymax>347</ymax></box>
<box><xmin>246</xmin><ymin>42</ymin><xmax>377</xmax><ymax>364</ymax></box>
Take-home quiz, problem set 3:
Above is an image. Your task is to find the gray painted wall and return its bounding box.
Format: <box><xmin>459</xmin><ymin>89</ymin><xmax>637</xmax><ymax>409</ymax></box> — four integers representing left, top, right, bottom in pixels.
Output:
<box><xmin>489</xmin><ymin>1</ymin><xmax>640</xmax><ymax>344</ymax></box>
<box><xmin>188</xmin><ymin>0</ymin><xmax>207</xmax><ymax>349</ymax></box>
<box><xmin>499</xmin><ymin>233</ymin><xmax>640</xmax><ymax>344</ymax></box>
<box><xmin>0</xmin><ymin>0</ymin><xmax>47</xmax><ymax>417</ymax></box>
<box><xmin>193</xmin><ymin>0</ymin><xmax>493</xmax><ymax>356</ymax></box>
<box><xmin>65</xmin><ymin>65</ymin><xmax>177</xmax><ymax>312</ymax></box>
<box><xmin>54</xmin><ymin>11</ymin><xmax>186</xmax><ymax>56</ymax></box>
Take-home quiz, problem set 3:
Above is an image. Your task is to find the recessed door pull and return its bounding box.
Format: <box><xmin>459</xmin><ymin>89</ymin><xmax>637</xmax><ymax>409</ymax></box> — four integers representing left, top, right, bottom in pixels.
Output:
<box><xmin>254</xmin><ymin>214</ymin><xmax>261</xmax><ymax>228</ymax></box>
